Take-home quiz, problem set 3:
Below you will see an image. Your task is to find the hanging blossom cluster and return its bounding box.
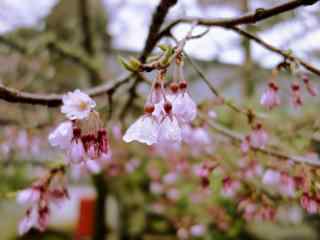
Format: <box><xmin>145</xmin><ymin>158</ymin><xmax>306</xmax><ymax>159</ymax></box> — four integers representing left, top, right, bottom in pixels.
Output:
<box><xmin>48</xmin><ymin>90</ymin><xmax>112</xmax><ymax>174</ymax></box>
<box><xmin>123</xmin><ymin>55</ymin><xmax>197</xmax><ymax>146</ymax></box>
<box><xmin>260</xmin><ymin>68</ymin><xmax>317</xmax><ymax>110</ymax></box>
<box><xmin>17</xmin><ymin>167</ymin><xmax>68</xmax><ymax>235</ymax></box>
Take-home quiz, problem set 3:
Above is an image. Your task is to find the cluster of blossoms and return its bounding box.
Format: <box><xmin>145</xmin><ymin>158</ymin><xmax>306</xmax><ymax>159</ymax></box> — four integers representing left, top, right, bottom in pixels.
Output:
<box><xmin>49</xmin><ymin>90</ymin><xmax>111</xmax><ymax>174</ymax></box>
<box><xmin>123</xmin><ymin>56</ymin><xmax>197</xmax><ymax>147</ymax></box>
<box><xmin>17</xmin><ymin>167</ymin><xmax>68</xmax><ymax>235</ymax></box>
<box><xmin>260</xmin><ymin>71</ymin><xmax>317</xmax><ymax>110</ymax></box>
<box><xmin>262</xmin><ymin>169</ymin><xmax>296</xmax><ymax>197</ymax></box>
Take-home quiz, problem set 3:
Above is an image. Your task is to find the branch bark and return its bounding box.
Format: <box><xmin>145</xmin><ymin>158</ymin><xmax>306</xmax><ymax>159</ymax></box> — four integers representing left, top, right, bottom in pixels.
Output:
<box><xmin>158</xmin><ymin>0</ymin><xmax>319</xmax><ymax>38</ymax></box>
<box><xmin>228</xmin><ymin>26</ymin><xmax>320</xmax><ymax>76</ymax></box>
<box><xmin>0</xmin><ymin>74</ymin><xmax>131</xmax><ymax>107</ymax></box>
<box><xmin>140</xmin><ymin>0</ymin><xmax>178</xmax><ymax>62</ymax></box>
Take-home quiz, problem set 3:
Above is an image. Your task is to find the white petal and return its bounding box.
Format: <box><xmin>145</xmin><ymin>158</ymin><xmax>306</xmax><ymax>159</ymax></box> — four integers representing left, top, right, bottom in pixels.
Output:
<box><xmin>86</xmin><ymin>159</ymin><xmax>101</xmax><ymax>174</ymax></box>
<box><xmin>173</xmin><ymin>93</ymin><xmax>197</xmax><ymax>123</ymax></box>
<box><xmin>158</xmin><ymin>116</ymin><xmax>181</xmax><ymax>143</ymax></box>
<box><xmin>48</xmin><ymin>121</ymin><xmax>73</xmax><ymax>149</ymax></box>
<box><xmin>17</xmin><ymin>189</ymin><xmax>40</xmax><ymax>205</ymax></box>
<box><xmin>123</xmin><ymin>116</ymin><xmax>159</xmax><ymax>145</ymax></box>
<box><xmin>61</xmin><ymin>89</ymin><xmax>96</xmax><ymax>120</ymax></box>
<box><xmin>18</xmin><ymin>216</ymin><xmax>33</xmax><ymax>235</ymax></box>
<box><xmin>262</xmin><ymin>170</ymin><xmax>280</xmax><ymax>185</ymax></box>
<box><xmin>69</xmin><ymin>142</ymin><xmax>85</xmax><ymax>163</ymax></box>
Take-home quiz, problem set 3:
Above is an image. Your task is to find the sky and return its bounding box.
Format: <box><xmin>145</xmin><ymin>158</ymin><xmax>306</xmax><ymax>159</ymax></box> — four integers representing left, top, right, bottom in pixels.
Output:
<box><xmin>0</xmin><ymin>0</ymin><xmax>319</xmax><ymax>68</ymax></box>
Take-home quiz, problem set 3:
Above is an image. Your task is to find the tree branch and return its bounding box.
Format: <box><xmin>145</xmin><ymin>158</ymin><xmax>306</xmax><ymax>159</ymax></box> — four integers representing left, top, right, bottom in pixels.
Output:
<box><xmin>228</xmin><ymin>26</ymin><xmax>320</xmax><ymax>76</ymax></box>
<box><xmin>0</xmin><ymin>74</ymin><xmax>132</xmax><ymax>107</ymax></box>
<box><xmin>200</xmin><ymin>113</ymin><xmax>320</xmax><ymax>167</ymax></box>
<box><xmin>140</xmin><ymin>0</ymin><xmax>178</xmax><ymax>62</ymax></box>
<box><xmin>157</xmin><ymin>0</ymin><xmax>319</xmax><ymax>42</ymax></box>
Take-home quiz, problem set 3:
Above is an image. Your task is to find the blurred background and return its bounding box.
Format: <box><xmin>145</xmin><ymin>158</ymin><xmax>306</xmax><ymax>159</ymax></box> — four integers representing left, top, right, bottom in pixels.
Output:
<box><xmin>0</xmin><ymin>0</ymin><xmax>320</xmax><ymax>239</ymax></box>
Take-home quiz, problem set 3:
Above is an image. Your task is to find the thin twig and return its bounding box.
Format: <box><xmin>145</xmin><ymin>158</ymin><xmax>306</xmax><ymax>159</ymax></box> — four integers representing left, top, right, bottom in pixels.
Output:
<box><xmin>157</xmin><ymin>0</ymin><xmax>319</xmax><ymax>41</ymax></box>
<box><xmin>200</xmin><ymin>113</ymin><xmax>320</xmax><ymax>167</ymax></box>
<box><xmin>228</xmin><ymin>26</ymin><xmax>320</xmax><ymax>76</ymax></box>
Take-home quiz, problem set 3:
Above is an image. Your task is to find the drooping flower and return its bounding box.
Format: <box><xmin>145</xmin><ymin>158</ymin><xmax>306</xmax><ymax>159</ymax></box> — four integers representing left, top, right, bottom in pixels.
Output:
<box><xmin>290</xmin><ymin>82</ymin><xmax>303</xmax><ymax>108</ymax></box>
<box><xmin>279</xmin><ymin>172</ymin><xmax>296</xmax><ymax>197</ymax></box>
<box><xmin>300</xmin><ymin>193</ymin><xmax>318</xmax><ymax>214</ymax></box>
<box><xmin>172</xmin><ymin>81</ymin><xmax>197</xmax><ymax>124</ymax></box>
<box><xmin>123</xmin><ymin>104</ymin><xmax>160</xmax><ymax>145</ymax></box>
<box><xmin>195</xmin><ymin>161</ymin><xmax>216</xmax><ymax>188</ymax></box>
<box><xmin>221</xmin><ymin>177</ymin><xmax>240</xmax><ymax>198</ymax></box>
<box><xmin>260</xmin><ymin>81</ymin><xmax>280</xmax><ymax>110</ymax></box>
<box><xmin>17</xmin><ymin>170</ymin><xmax>68</xmax><ymax>235</ymax></box>
<box><xmin>150</xmin><ymin>81</ymin><xmax>164</xmax><ymax>104</ymax></box>
<box><xmin>17</xmin><ymin>187</ymin><xmax>41</xmax><ymax>205</ymax></box>
<box><xmin>241</xmin><ymin>135</ymin><xmax>251</xmax><ymax>154</ymax></box>
<box><xmin>302</xmin><ymin>74</ymin><xmax>317</xmax><ymax>97</ymax></box>
<box><xmin>61</xmin><ymin>89</ymin><xmax>96</xmax><ymax>120</ymax></box>
<box><xmin>49</xmin><ymin>107</ymin><xmax>112</xmax><ymax>174</ymax></box>
<box><xmin>250</xmin><ymin>123</ymin><xmax>268</xmax><ymax>149</ymax></box>
<box><xmin>48</xmin><ymin>121</ymin><xmax>73</xmax><ymax>150</ymax></box>
<box><xmin>158</xmin><ymin>101</ymin><xmax>182</xmax><ymax>143</ymax></box>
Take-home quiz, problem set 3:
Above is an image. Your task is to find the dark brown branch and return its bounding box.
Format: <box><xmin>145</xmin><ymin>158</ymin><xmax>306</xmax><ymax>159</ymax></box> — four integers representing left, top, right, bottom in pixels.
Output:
<box><xmin>140</xmin><ymin>0</ymin><xmax>178</xmax><ymax>62</ymax></box>
<box><xmin>157</xmin><ymin>0</ymin><xmax>319</xmax><ymax>43</ymax></box>
<box><xmin>228</xmin><ymin>26</ymin><xmax>320</xmax><ymax>76</ymax></box>
<box><xmin>0</xmin><ymin>74</ymin><xmax>132</xmax><ymax>107</ymax></box>
<box><xmin>121</xmin><ymin>0</ymin><xmax>178</xmax><ymax>118</ymax></box>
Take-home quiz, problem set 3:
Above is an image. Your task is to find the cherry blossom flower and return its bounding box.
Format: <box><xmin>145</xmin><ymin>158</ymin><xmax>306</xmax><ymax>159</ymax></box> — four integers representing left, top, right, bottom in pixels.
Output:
<box><xmin>221</xmin><ymin>177</ymin><xmax>240</xmax><ymax>198</ymax></box>
<box><xmin>17</xmin><ymin>171</ymin><xmax>68</xmax><ymax>235</ymax></box>
<box><xmin>240</xmin><ymin>159</ymin><xmax>263</xmax><ymax>179</ymax></box>
<box><xmin>241</xmin><ymin>124</ymin><xmax>268</xmax><ymax>153</ymax></box>
<box><xmin>241</xmin><ymin>135</ymin><xmax>251</xmax><ymax>154</ymax></box>
<box><xmin>158</xmin><ymin>101</ymin><xmax>182</xmax><ymax>143</ymax></box>
<box><xmin>195</xmin><ymin>162</ymin><xmax>216</xmax><ymax>188</ymax></box>
<box><xmin>262</xmin><ymin>169</ymin><xmax>281</xmax><ymax>186</ymax></box>
<box><xmin>190</xmin><ymin>224</ymin><xmax>206</xmax><ymax>237</ymax></box>
<box><xmin>172</xmin><ymin>81</ymin><xmax>197</xmax><ymax>124</ymax></box>
<box><xmin>260</xmin><ymin>81</ymin><xmax>280</xmax><ymax>109</ymax></box>
<box><xmin>61</xmin><ymin>89</ymin><xmax>96</xmax><ymax>120</ymax></box>
<box><xmin>302</xmin><ymin>75</ymin><xmax>317</xmax><ymax>97</ymax></box>
<box><xmin>290</xmin><ymin>82</ymin><xmax>303</xmax><ymax>108</ymax></box>
<box><xmin>181</xmin><ymin>124</ymin><xmax>212</xmax><ymax>155</ymax></box>
<box><xmin>300</xmin><ymin>193</ymin><xmax>318</xmax><ymax>214</ymax></box>
<box><xmin>150</xmin><ymin>81</ymin><xmax>164</xmax><ymax>104</ymax></box>
<box><xmin>279</xmin><ymin>172</ymin><xmax>296</xmax><ymax>197</ymax></box>
<box><xmin>48</xmin><ymin>121</ymin><xmax>73</xmax><ymax>150</ymax></box>
<box><xmin>17</xmin><ymin>187</ymin><xmax>41</xmax><ymax>205</ymax></box>
<box><xmin>49</xmin><ymin>111</ymin><xmax>112</xmax><ymax>174</ymax></box>
<box><xmin>238</xmin><ymin>199</ymin><xmax>257</xmax><ymax>221</ymax></box>
<box><xmin>123</xmin><ymin>104</ymin><xmax>160</xmax><ymax>145</ymax></box>
<box><xmin>250</xmin><ymin>123</ymin><xmax>268</xmax><ymax>149</ymax></box>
